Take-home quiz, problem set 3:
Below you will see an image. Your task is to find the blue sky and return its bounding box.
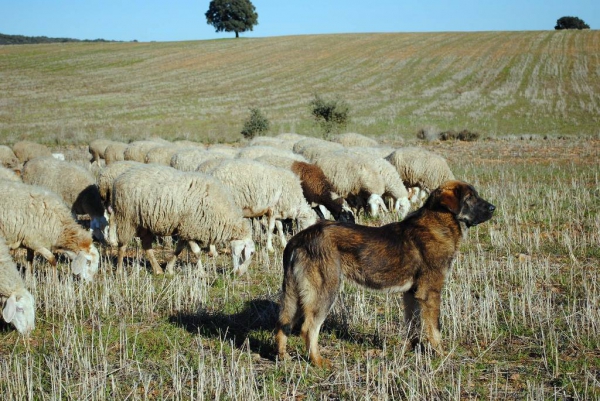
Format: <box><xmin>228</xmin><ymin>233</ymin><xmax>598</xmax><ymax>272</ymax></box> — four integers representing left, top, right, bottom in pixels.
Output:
<box><xmin>2</xmin><ymin>0</ymin><xmax>598</xmax><ymax>42</ymax></box>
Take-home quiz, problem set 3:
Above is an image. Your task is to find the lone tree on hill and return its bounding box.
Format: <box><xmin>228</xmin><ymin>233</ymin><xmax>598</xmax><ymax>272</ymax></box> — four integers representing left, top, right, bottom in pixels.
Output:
<box><xmin>555</xmin><ymin>16</ymin><xmax>590</xmax><ymax>30</ymax></box>
<box><xmin>205</xmin><ymin>0</ymin><xmax>258</xmax><ymax>38</ymax></box>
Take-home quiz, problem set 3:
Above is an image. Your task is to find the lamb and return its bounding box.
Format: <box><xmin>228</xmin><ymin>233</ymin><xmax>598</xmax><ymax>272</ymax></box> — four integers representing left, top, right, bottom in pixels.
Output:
<box><xmin>0</xmin><ymin>235</ymin><xmax>35</xmax><ymax>335</ymax></box>
<box><xmin>12</xmin><ymin>141</ymin><xmax>52</xmax><ymax>164</ymax></box>
<box><xmin>331</xmin><ymin>132</ymin><xmax>380</xmax><ymax>147</ymax></box>
<box><xmin>103</xmin><ymin>142</ymin><xmax>129</xmax><ymax>165</ymax></box>
<box><xmin>0</xmin><ymin>166</ymin><xmax>21</xmax><ymax>182</ymax></box>
<box><xmin>385</xmin><ymin>147</ymin><xmax>455</xmax><ymax>203</ymax></box>
<box><xmin>343</xmin><ymin>149</ymin><xmax>411</xmax><ymax>219</ymax></box>
<box><xmin>0</xmin><ymin>145</ymin><xmax>21</xmax><ymax>170</ymax></box>
<box><xmin>236</xmin><ymin>146</ymin><xmax>307</xmax><ymax>162</ymax></box>
<box><xmin>255</xmin><ymin>155</ymin><xmax>355</xmax><ymax>223</ymax></box>
<box><xmin>110</xmin><ymin>164</ymin><xmax>255</xmax><ymax>275</ymax></box>
<box><xmin>22</xmin><ymin>157</ymin><xmax>108</xmax><ymax>241</ymax></box>
<box><xmin>0</xmin><ymin>180</ymin><xmax>99</xmax><ymax>281</ymax></box>
<box><xmin>312</xmin><ymin>152</ymin><xmax>388</xmax><ymax>217</ymax></box>
<box><xmin>207</xmin><ymin>159</ymin><xmax>317</xmax><ymax>252</ymax></box>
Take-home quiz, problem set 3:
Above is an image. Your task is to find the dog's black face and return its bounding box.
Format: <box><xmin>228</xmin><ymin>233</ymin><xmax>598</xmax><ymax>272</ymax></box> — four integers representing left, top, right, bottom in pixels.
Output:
<box><xmin>431</xmin><ymin>180</ymin><xmax>495</xmax><ymax>227</ymax></box>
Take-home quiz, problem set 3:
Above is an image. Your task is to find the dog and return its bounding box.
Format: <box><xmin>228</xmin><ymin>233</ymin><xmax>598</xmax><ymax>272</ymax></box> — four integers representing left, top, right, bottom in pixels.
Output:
<box><xmin>275</xmin><ymin>180</ymin><xmax>495</xmax><ymax>367</ymax></box>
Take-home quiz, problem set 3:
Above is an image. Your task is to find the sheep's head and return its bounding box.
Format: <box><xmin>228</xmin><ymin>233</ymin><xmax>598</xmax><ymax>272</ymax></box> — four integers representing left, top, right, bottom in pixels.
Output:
<box><xmin>70</xmin><ymin>244</ymin><xmax>100</xmax><ymax>282</ymax></box>
<box><xmin>367</xmin><ymin>193</ymin><xmax>388</xmax><ymax>216</ymax></box>
<box><xmin>230</xmin><ymin>237</ymin><xmax>255</xmax><ymax>276</ymax></box>
<box><xmin>394</xmin><ymin>196</ymin><xmax>411</xmax><ymax>220</ymax></box>
<box><xmin>336</xmin><ymin>198</ymin><xmax>355</xmax><ymax>224</ymax></box>
<box><xmin>2</xmin><ymin>289</ymin><xmax>35</xmax><ymax>335</ymax></box>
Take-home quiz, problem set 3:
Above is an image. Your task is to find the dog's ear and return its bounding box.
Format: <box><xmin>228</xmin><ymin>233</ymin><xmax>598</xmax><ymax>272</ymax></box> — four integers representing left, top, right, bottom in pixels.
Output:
<box><xmin>431</xmin><ymin>182</ymin><xmax>462</xmax><ymax>215</ymax></box>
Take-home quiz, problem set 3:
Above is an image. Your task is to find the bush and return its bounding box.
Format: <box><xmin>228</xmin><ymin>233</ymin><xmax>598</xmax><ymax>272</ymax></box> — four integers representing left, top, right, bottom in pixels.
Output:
<box><xmin>241</xmin><ymin>108</ymin><xmax>269</xmax><ymax>139</ymax></box>
<box><xmin>457</xmin><ymin>129</ymin><xmax>480</xmax><ymax>141</ymax></box>
<box><xmin>310</xmin><ymin>94</ymin><xmax>350</xmax><ymax>136</ymax></box>
<box><xmin>416</xmin><ymin>126</ymin><xmax>441</xmax><ymax>141</ymax></box>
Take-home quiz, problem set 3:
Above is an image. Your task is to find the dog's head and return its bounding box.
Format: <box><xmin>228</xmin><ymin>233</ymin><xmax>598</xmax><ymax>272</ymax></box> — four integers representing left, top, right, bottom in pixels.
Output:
<box><xmin>427</xmin><ymin>180</ymin><xmax>495</xmax><ymax>227</ymax></box>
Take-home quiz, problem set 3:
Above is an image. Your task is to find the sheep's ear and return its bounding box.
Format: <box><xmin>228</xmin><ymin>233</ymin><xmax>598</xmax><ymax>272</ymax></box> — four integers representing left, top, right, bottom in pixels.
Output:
<box><xmin>71</xmin><ymin>253</ymin><xmax>85</xmax><ymax>275</ymax></box>
<box><xmin>2</xmin><ymin>295</ymin><xmax>16</xmax><ymax>323</ymax></box>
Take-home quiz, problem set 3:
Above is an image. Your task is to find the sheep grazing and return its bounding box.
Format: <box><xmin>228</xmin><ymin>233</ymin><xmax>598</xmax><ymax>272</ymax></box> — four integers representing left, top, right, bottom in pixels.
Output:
<box><xmin>124</xmin><ymin>140</ymin><xmax>166</xmax><ymax>163</ymax></box>
<box><xmin>385</xmin><ymin>147</ymin><xmax>455</xmax><ymax>202</ymax></box>
<box><xmin>343</xmin><ymin>149</ymin><xmax>411</xmax><ymax>219</ymax></box>
<box><xmin>0</xmin><ymin>235</ymin><xmax>35</xmax><ymax>335</ymax></box>
<box><xmin>88</xmin><ymin>139</ymin><xmax>119</xmax><ymax>164</ymax></box>
<box><xmin>0</xmin><ymin>166</ymin><xmax>21</xmax><ymax>182</ymax></box>
<box><xmin>312</xmin><ymin>152</ymin><xmax>388</xmax><ymax>217</ymax></box>
<box><xmin>331</xmin><ymin>132</ymin><xmax>380</xmax><ymax>148</ymax></box>
<box><xmin>12</xmin><ymin>141</ymin><xmax>52</xmax><ymax>164</ymax></box>
<box><xmin>97</xmin><ymin>161</ymin><xmax>144</xmax><ymax>207</ymax></box>
<box><xmin>22</xmin><ymin>157</ymin><xmax>108</xmax><ymax>241</ymax></box>
<box><xmin>170</xmin><ymin>148</ymin><xmax>227</xmax><ymax>172</ymax></box>
<box><xmin>276</xmin><ymin>133</ymin><xmax>306</xmax><ymax>142</ymax></box>
<box><xmin>207</xmin><ymin>159</ymin><xmax>317</xmax><ymax>252</ymax></box>
<box><xmin>103</xmin><ymin>142</ymin><xmax>129</xmax><ymax>165</ymax></box>
<box><xmin>0</xmin><ymin>145</ymin><xmax>21</xmax><ymax>170</ymax></box>
<box><xmin>248</xmin><ymin>136</ymin><xmax>295</xmax><ymax>151</ymax></box>
<box><xmin>256</xmin><ymin>155</ymin><xmax>355</xmax><ymax>224</ymax></box>
<box><xmin>110</xmin><ymin>165</ymin><xmax>255</xmax><ymax>275</ymax></box>
<box><xmin>237</xmin><ymin>145</ymin><xmax>307</xmax><ymax>162</ymax></box>
<box><xmin>0</xmin><ymin>180</ymin><xmax>99</xmax><ymax>281</ymax></box>
<box><xmin>144</xmin><ymin>145</ymin><xmax>181</xmax><ymax>165</ymax></box>
<box><xmin>292</xmin><ymin>138</ymin><xmax>344</xmax><ymax>162</ymax></box>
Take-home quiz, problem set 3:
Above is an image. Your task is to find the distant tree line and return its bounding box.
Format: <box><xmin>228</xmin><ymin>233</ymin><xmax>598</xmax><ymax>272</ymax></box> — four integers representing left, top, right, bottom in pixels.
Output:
<box><xmin>0</xmin><ymin>33</ymin><xmax>121</xmax><ymax>45</ymax></box>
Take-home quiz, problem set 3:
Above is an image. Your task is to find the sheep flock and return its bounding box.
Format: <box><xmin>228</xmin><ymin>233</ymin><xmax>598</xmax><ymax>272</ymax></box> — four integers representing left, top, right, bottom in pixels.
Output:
<box><xmin>0</xmin><ymin>133</ymin><xmax>454</xmax><ymax>335</ymax></box>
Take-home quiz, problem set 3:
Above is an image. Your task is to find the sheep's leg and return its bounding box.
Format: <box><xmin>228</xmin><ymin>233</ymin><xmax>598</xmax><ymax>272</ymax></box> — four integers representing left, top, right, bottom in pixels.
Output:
<box><xmin>29</xmin><ymin>247</ymin><xmax>57</xmax><ymax>279</ymax></box>
<box><xmin>187</xmin><ymin>240</ymin><xmax>206</xmax><ymax>275</ymax></box>
<box><xmin>164</xmin><ymin>240</ymin><xmax>187</xmax><ymax>275</ymax></box>
<box><xmin>266</xmin><ymin>211</ymin><xmax>276</xmax><ymax>253</ymax></box>
<box><xmin>207</xmin><ymin>244</ymin><xmax>218</xmax><ymax>257</ymax></box>
<box><xmin>140</xmin><ymin>231</ymin><xmax>163</xmax><ymax>275</ymax></box>
<box><xmin>275</xmin><ymin>220</ymin><xmax>288</xmax><ymax>248</ymax></box>
<box><xmin>117</xmin><ymin>244</ymin><xmax>127</xmax><ymax>275</ymax></box>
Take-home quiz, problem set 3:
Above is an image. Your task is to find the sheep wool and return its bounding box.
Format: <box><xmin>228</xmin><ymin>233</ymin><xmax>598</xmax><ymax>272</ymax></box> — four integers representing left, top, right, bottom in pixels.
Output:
<box><xmin>0</xmin><ymin>166</ymin><xmax>21</xmax><ymax>182</ymax></box>
<box><xmin>103</xmin><ymin>142</ymin><xmax>128</xmax><ymax>165</ymax></box>
<box><xmin>0</xmin><ymin>180</ymin><xmax>99</xmax><ymax>281</ymax></box>
<box><xmin>12</xmin><ymin>141</ymin><xmax>52</xmax><ymax>163</ymax></box>
<box><xmin>331</xmin><ymin>132</ymin><xmax>380</xmax><ymax>148</ymax></box>
<box><xmin>111</xmin><ymin>164</ymin><xmax>255</xmax><ymax>275</ymax></box>
<box><xmin>0</xmin><ymin>145</ymin><xmax>20</xmax><ymax>169</ymax></box>
<box><xmin>0</xmin><ymin>235</ymin><xmax>35</xmax><ymax>335</ymax></box>
<box><xmin>237</xmin><ymin>146</ymin><xmax>307</xmax><ymax>162</ymax></box>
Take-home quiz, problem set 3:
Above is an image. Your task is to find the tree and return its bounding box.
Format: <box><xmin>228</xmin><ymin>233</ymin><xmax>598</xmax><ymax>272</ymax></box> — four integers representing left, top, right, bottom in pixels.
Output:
<box><xmin>205</xmin><ymin>0</ymin><xmax>258</xmax><ymax>38</ymax></box>
<box><xmin>555</xmin><ymin>16</ymin><xmax>590</xmax><ymax>30</ymax></box>
<box><xmin>309</xmin><ymin>94</ymin><xmax>351</xmax><ymax>137</ymax></box>
<box><xmin>241</xmin><ymin>108</ymin><xmax>269</xmax><ymax>139</ymax></box>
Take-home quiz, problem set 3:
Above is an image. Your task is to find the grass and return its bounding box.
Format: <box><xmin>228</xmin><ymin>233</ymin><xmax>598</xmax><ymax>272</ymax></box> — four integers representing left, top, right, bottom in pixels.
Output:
<box><xmin>0</xmin><ymin>138</ymin><xmax>599</xmax><ymax>399</ymax></box>
<box><xmin>1</xmin><ymin>31</ymin><xmax>599</xmax><ymax>145</ymax></box>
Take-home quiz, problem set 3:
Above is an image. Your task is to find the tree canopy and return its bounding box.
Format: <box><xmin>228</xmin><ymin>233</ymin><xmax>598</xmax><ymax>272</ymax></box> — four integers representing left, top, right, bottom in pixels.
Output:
<box><xmin>205</xmin><ymin>0</ymin><xmax>258</xmax><ymax>38</ymax></box>
<box><xmin>555</xmin><ymin>16</ymin><xmax>590</xmax><ymax>30</ymax></box>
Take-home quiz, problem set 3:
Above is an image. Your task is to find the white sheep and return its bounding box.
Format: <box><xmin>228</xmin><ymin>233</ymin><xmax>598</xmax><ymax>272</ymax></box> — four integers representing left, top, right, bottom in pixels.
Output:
<box><xmin>195</xmin><ymin>157</ymin><xmax>229</xmax><ymax>174</ymax></box>
<box><xmin>0</xmin><ymin>235</ymin><xmax>35</xmax><ymax>335</ymax></box>
<box><xmin>207</xmin><ymin>159</ymin><xmax>317</xmax><ymax>252</ymax></box>
<box><xmin>22</xmin><ymin>157</ymin><xmax>108</xmax><ymax>241</ymax></box>
<box><xmin>124</xmin><ymin>140</ymin><xmax>166</xmax><ymax>163</ymax></box>
<box><xmin>103</xmin><ymin>142</ymin><xmax>129</xmax><ymax>165</ymax></box>
<box><xmin>169</xmin><ymin>148</ymin><xmax>212</xmax><ymax>171</ymax></box>
<box><xmin>331</xmin><ymin>132</ymin><xmax>380</xmax><ymax>147</ymax></box>
<box><xmin>312</xmin><ymin>152</ymin><xmax>388</xmax><ymax>217</ymax></box>
<box><xmin>0</xmin><ymin>145</ymin><xmax>21</xmax><ymax>170</ymax></box>
<box><xmin>0</xmin><ymin>166</ymin><xmax>21</xmax><ymax>182</ymax></box>
<box><xmin>343</xmin><ymin>148</ymin><xmax>411</xmax><ymax>219</ymax></box>
<box><xmin>12</xmin><ymin>141</ymin><xmax>52</xmax><ymax>164</ymax></box>
<box><xmin>206</xmin><ymin>144</ymin><xmax>240</xmax><ymax>158</ymax></box>
<box><xmin>385</xmin><ymin>147</ymin><xmax>455</xmax><ymax>202</ymax></box>
<box><xmin>276</xmin><ymin>133</ymin><xmax>307</xmax><ymax>142</ymax></box>
<box><xmin>97</xmin><ymin>161</ymin><xmax>145</xmax><ymax>206</ymax></box>
<box><xmin>88</xmin><ymin>139</ymin><xmax>122</xmax><ymax>164</ymax></box>
<box><xmin>236</xmin><ymin>145</ymin><xmax>307</xmax><ymax>162</ymax></box>
<box><xmin>110</xmin><ymin>164</ymin><xmax>255</xmax><ymax>275</ymax></box>
<box><xmin>0</xmin><ymin>179</ymin><xmax>99</xmax><ymax>281</ymax></box>
<box><xmin>144</xmin><ymin>145</ymin><xmax>182</xmax><ymax>165</ymax></box>
<box><xmin>292</xmin><ymin>138</ymin><xmax>344</xmax><ymax>162</ymax></box>
<box><xmin>248</xmin><ymin>136</ymin><xmax>295</xmax><ymax>150</ymax></box>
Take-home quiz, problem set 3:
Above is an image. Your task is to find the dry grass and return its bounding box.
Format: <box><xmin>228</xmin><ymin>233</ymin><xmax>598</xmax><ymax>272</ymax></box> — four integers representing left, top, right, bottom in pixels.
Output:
<box><xmin>1</xmin><ymin>31</ymin><xmax>599</xmax><ymax>145</ymax></box>
<box><xmin>0</xmin><ymin>138</ymin><xmax>598</xmax><ymax>399</ymax></box>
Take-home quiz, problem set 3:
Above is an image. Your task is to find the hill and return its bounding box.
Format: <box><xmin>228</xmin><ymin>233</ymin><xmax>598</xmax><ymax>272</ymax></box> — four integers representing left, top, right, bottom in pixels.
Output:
<box><xmin>0</xmin><ymin>31</ymin><xmax>598</xmax><ymax>144</ymax></box>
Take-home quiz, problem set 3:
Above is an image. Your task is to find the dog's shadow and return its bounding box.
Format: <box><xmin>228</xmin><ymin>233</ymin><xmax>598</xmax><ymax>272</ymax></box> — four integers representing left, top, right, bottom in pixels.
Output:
<box><xmin>169</xmin><ymin>298</ymin><xmax>387</xmax><ymax>361</ymax></box>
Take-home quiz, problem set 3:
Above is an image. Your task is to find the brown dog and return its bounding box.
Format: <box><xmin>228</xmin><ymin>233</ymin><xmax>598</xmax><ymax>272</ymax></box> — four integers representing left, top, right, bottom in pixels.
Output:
<box><xmin>275</xmin><ymin>180</ymin><xmax>495</xmax><ymax>367</ymax></box>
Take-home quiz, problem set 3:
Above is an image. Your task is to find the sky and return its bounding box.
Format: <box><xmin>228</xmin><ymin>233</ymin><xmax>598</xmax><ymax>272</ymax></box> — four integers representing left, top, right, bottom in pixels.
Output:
<box><xmin>1</xmin><ymin>0</ymin><xmax>598</xmax><ymax>42</ymax></box>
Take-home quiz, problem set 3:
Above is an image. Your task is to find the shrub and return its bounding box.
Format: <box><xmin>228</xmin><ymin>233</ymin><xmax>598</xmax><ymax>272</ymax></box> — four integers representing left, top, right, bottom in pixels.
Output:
<box><xmin>310</xmin><ymin>94</ymin><xmax>350</xmax><ymax>136</ymax></box>
<box><xmin>241</xmin><ymin>108</ymin><xmax>269</xmax><ymax>139</ymax></box>
<box><xmin>457</xmin><ymin>129</ymin><xmax>480</xmax><ymax>141</ymax></box>
<box><xmin>416</xmin><ymin>126</ymin><xmax>441</xmax><ymax>141</ymax></box>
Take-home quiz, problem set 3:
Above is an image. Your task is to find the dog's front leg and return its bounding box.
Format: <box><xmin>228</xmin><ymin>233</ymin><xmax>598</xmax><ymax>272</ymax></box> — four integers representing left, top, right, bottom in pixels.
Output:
<box><xmin>415</xmin><ymin>286</ymin><xmax>444</xmax><ymax>354</ymax></box>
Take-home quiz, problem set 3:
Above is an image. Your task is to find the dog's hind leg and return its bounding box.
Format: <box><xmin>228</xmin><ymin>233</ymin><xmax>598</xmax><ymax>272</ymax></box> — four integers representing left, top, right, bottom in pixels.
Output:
<box><xmin>275</xmin><ymin>285</ymin><xmax>302</xmax><ymax>361</ymax></box>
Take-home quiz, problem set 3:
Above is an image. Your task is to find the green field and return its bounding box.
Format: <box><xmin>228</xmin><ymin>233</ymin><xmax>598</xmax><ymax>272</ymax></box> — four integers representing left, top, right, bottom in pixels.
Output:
<box><xmin>1</xmin><ymin>31</ymin><xmax>599</xmax><ymax>144</ymax></box>
<box><xmin>0</xmin><ymin>32</ymin><xmax>599</xmax><ymax>399</ymax></box>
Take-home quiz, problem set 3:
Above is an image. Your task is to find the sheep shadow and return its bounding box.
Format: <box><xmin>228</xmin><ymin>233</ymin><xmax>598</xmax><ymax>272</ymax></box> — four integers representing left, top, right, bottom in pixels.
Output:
<box><xmin>169</xmin><ymin>298</ymin><xmax>388</xmax><ymax>362</ymax></box>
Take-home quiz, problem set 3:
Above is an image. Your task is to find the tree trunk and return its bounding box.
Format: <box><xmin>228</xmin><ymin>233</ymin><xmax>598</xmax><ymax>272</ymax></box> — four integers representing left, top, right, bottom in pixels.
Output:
<box><xmin>235</xmin><ymin>31</ymin><xmax>239</xmax><ymax>38</ymax></box>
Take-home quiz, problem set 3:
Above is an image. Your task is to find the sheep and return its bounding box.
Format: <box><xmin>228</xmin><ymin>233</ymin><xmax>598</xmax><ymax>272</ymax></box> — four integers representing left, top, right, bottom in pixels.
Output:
<box><xmin>173</xmin><ymin>140</ymin><xmax>205</xmax><ymax>148</ymax></box>
<box><xmin>237</xmin><ymin>145</ymin><xmax>307</xmax><ymax>161</ymax></box>
<box><xmin>22</xmin><ymin>157</ymin><xmax>108</xmax><ymax>241</ymax></box>
<box><xmin>104</xmin><ymin>142</ymin><xmax>129</xmax><ymax>165</ymax></box>
<box><xmin>144</xmin><ymin>145</ymin><xmax>181</xmax><ymax>165</ymax></box>
<box><xmin>385</xmin><ymin>147</ymin><xmax>455</xmax><ymax>203</ymax></box>
<box><xmin>345</xmin><ymin>146</ymin><xmax>395</xmax><ymax>159</ymax></box>
<box><xmin>331</xmin><ymin>132</ymin><xmax>380</xmax><ymax>147</ymax></box>
<box><xmin>343</xmin><ymin>148</ymin><xmax>411</xmax><ymax>219</ymax></box>
<box><xmin>248</xmin><ymin>136</ymin><xmax>295</xmax><ymax>150</ymax></box>
<box><xmin>0</xmin><ymin>235</ymin><xmax>35</xmax><ymax>335</ymax></box>
<box><xmin>170</xmin><ymin>148</ymin><xmax>225</xmax><ymax>172</ymax></box>
<box><xmin>0</xmin><ymin>166</ymin><xmax>21</xmax><ymax>182</ymax></box>
<box><xmin>276</xmin><ymin>133</ymin><xmax>306</xmax><ymax>142</ymax></box>
<box><xmin>195</xmin><ymin>157</ymin><xmax>229</xmax><ymax>174</ymax></box>
<box><xmin>207</xmin><ymin>159</ymin><xmax>317</xmax><ymax>252</ymax></box>
<box><xmin>88</xmin><ymin>139</ymin><xmax>119</xmax><ymax>164</ymax></box>
<box><xmin>312</xmin><ymin>152</ymin><xmax>388</xmax><ymax>217</ymax></box>
<box><xmin>0</xmin><ymin>145</ymin><xmax>21</xmax><ymax>170</ymax></box>
<box><xmin>206</xmin><ymin>144</ymin><xmax>241</xmax><ymax>158</ymax></box>
<box><xmin>0</xmin><ymin>179</ymin><xmax>99</xmax><ymax>281</ymax></box>
<box><xmin>292</xmin><ymin>138</ymin><xmax>344</xmax><ymax>162</ymax></box>
<box><xmin>123</xmin><ymin>140</ymin><xmax>166</xmax><ymax>163</ymax></box>
<box><xmin>12</xmin><ymin>141</ymin><xmax>52</xmax><ymax>163</ymax></box>
<box><xmin>97</xmin><ymin>161</ymin><xmax>144</xmax><ymax>207</ymax></box>
<box><xmin>110</xmin><ymin>164</ymin><xmax>255</xmax><ymax>275</ymax></box>
<box><xmin>255</xmin><ymin>155</ymin><xmax>355</xmax><ymax>223</ymax></box>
